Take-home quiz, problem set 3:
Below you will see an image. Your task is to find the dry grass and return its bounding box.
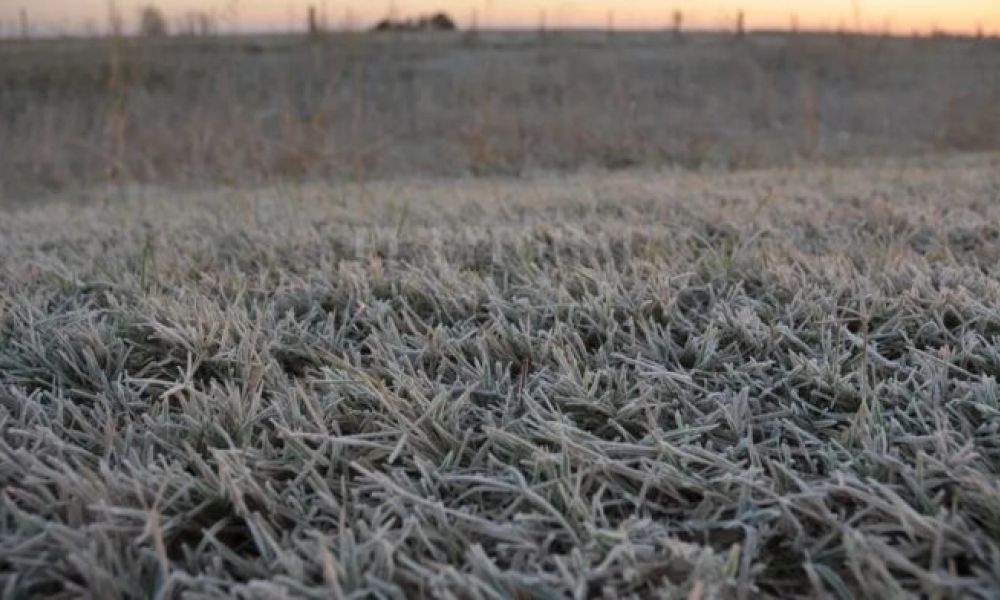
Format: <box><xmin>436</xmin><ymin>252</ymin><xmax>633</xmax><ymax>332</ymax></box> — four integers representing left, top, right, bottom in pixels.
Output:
<box><xmin>1</xmin><ymin>31</ymin><xmax>999</xmax><ymax>200</ymax></box>
<box><xmin>2</xmin><ymin>156</ymin><xmax>1000</xmax><ymax>597</ymax></box>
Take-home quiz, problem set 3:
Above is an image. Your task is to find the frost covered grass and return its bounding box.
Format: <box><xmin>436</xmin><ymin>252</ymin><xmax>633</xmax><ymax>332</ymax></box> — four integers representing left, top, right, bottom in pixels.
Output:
<box><xmin>2</xmin><ymin>158</ymin><xmax>1000</xmax><ymax>597</ymax></box>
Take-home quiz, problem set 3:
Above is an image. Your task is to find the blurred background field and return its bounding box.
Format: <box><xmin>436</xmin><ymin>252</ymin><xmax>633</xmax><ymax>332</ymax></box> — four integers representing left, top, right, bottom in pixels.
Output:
<box><xmin>2</xmin><ymin>30</ymin><xmax>999</xmax><ymax>201</ymax></box>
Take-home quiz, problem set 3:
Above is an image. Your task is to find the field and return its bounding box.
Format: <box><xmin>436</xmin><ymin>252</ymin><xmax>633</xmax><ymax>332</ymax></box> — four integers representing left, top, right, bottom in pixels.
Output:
<box><xmin>2</xmin><ymin>31</ymin><xmax>1000</xmax><ymax>598</ymax></box>
<box><xmin>2</xmin><ymin>31</ymin><xmax>1000</xmax><ymax>200</ymax></box>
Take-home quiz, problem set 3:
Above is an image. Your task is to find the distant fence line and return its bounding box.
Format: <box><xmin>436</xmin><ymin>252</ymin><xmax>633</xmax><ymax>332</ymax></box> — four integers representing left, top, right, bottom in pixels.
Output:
<box><xmin>3</xmin><ymin>5</ymin><xmax>997</xmax><ymax>40</ymax></box>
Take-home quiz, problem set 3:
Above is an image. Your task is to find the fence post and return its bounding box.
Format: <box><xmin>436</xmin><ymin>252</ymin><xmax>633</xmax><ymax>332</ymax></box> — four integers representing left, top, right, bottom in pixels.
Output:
<box><xmin>19</xmin><ymin>7</ymin><xmax>29</xmax><ymax>39</ymax></box>
<box><xmin>308</xmin><ymin>5</ymin><xmax>320</xmax><ymax>37</ymax></box>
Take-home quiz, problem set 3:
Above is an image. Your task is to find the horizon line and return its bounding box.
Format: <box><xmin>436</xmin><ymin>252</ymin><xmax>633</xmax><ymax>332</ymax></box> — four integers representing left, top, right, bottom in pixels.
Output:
<box><xmin>4</xmin><ymin>22</ymin><xmax>998</xmax><ymax>41</ymax></box>
<box><xmin>4</xmin><ymin>30</ymin><xmax>997</xmax><ymax>45</ymax></box>
<box><xmin>5</xmin><ymin>10</ymin><xmax>998</xmax><ymax>39</ymax></box>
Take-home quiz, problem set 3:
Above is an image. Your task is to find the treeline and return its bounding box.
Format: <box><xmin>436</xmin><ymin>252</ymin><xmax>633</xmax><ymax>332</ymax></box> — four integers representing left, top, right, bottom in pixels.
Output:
<box><xmin>128</xmin><ymin>6</ymin><xmax>460</xmax><ymax>38</ymax></box>
<box><xmin>372</xmin><ymin>13</ymin><xmax>458</xmax><ymax>33</ymax></box>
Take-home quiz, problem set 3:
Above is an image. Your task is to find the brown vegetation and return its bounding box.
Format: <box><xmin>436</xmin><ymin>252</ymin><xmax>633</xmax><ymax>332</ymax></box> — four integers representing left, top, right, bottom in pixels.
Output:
<box><xmin>0</xmin><ymin>31</ymin><xmax>998</xmax><ymax>201</ymax></box>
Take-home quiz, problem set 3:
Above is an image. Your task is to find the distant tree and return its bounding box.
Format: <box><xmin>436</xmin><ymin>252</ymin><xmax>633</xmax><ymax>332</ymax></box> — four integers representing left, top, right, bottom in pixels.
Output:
<box><xmin>139</xmin><ymin>5</ymin><xmax>169</xmax><ymax>37</ymax></box>
<box><xmin>426</xmin><ymin>13</ymin><xmax>456</xmax><ymax>31</ymax></box>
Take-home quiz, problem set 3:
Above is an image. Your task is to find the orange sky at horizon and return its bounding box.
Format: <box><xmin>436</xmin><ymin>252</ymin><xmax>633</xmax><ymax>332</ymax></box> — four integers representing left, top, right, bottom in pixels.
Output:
<box><xmin>4</xmin><ymin>0</ymin><xmax>999</xmax><ymax>36</ymax></box>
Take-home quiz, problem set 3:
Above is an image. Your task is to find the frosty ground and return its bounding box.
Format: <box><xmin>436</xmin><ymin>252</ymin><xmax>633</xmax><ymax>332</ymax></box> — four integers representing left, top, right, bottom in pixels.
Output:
<box><xmin>2</xmin><ymin>157</ymin><xmax>1000</xmax><ymax>597</ymax></box>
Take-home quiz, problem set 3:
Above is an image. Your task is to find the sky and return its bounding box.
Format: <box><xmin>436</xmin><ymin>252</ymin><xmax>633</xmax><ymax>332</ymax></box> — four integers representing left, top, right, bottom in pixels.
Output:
<box><xmin>4</xmin><ymin>0</ymin><xmax>999</xmax><ymax>36</ymax></box>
